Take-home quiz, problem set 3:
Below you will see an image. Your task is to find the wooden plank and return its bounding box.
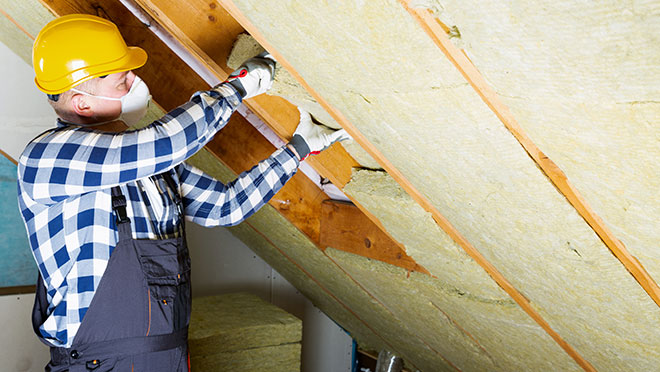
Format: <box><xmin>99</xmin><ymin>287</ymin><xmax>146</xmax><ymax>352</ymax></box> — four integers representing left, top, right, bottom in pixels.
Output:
<box><xmin>131</xmin><ymin>0</ymin><xmax>359</xmax><ymax>187</ymax></box>
<box><xmin>215</xmin><ymin>1</ymin><xmax>595</xmax><ymax>371</ymax></box>
<box><xmin>0</xmin><ymin>285</ymin><xmax>36</xmax><ymax>295</ymax></box>
<box><xmin>398</xmin><ymin>3</ymin><xmax>660</xmax><ymax>312</ymax></box>
<box><xmin>130</xmin><ymin>0</ymin><xmax>238</xmax><ymax>78</ymax></box>
<box><xmin>320</xmin><ymin>200</ymin><xmax>427</xmax><ymax>274</ymax></box>
<box><xmin>205</xmin><ymin>114</ymin><xmax>325</xmax><ymax>245</ymax></box>
<box><xmin>127</xmin><ymin>0</ymin><xmax>428</xmax><ymax>273</ymax></box>
<box><xmin>206</xmin><ymin>115</ymin><xmax>430</xmax><ymax>274</ymax></box>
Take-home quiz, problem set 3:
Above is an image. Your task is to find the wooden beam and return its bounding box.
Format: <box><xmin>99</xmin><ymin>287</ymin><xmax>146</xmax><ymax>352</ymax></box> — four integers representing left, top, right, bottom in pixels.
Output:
<box><xmin>128</xmin><ymin>0</ymin><xmax>235</xmax><ymax>80</ymax></box>
<box><xmin>216</xmin><ymin>1</ymin><xmax>596</xmax><ymax>371</ymax></box>
<box><xmin>0</xmin><ymin>285</ymin><xmax>36</xmax><ymax>295</ymax></box>
<box><xmin>400</xmin><ymin>0</ymin><xmax>660</xmax><ymax>333</ymax></box>
<box><xmin>206</xmin><ymin>108</ymin><xmax>433</xmax><ymax>275</ymax></box>
<box><xmin>131</xmin><ymin>0</ymin><xmax>359</xmax><ymax>186</ymax></box>
<box><xmin>206</xmin><ymin>113</ymin><xmax>325</xmax><ymax>245</ymax></box>
<box><xmin>320</xmin><ymin>200</ymin><xmax>428</xmax><ymax>274</ymax></box>
<box><xmin>126</xmin><ymin>0</ymin><xmax>428</xmax><ymax>272</ymax></box>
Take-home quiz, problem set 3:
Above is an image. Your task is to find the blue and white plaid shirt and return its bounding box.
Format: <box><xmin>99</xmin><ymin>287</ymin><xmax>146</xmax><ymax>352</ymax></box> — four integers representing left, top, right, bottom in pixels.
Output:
<box><xmin>17</xmin><ymin>84</ymin><xmax>299</xmax><ymax>347</ymax></box>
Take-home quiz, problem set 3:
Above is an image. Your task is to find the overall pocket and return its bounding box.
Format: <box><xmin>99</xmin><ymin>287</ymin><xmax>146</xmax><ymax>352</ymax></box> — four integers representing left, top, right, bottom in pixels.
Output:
<box><xmin>137</xmin><ymin>239</ymin><xmax>190</xmax><ymax>301</ymax></box>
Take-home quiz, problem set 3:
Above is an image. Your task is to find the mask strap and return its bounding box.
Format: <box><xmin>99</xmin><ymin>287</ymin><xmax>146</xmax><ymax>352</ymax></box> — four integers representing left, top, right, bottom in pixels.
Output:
<box><xmin>70</xmin><ymin>75</ymin><xmax>142</xmax><ymax>101</ymax></box>
<box><xmin>70</xmin><ymin>88</ymin><xmax>122</xmax><ymax>102</ymax></box>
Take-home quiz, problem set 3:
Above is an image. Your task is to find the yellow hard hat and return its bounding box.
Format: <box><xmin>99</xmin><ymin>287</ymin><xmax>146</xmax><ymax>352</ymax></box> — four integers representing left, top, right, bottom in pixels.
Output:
<box><xmin>33</xmin><ymin>14</ymin><xmax>147</xmax><ymax>94</ymax></box>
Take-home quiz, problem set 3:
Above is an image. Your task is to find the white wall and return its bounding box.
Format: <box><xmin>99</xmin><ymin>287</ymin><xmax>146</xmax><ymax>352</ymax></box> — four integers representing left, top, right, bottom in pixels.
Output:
<box><xmin>0</xmin><ymin>31</ymin><xmax>57</xmax><ymax>372</ymax></box>
<box><xmin>0</xmin><ymin>41</ymin><xmax>56</xmax><ymax>161</ymax></box>
<box><xmin>187</xmin><ymin>223</ymin><xmax>354</xmax><ymax>372</ymax></box>
<box><xmin>0</xmin><ymin>40</ymin><xmax>352</xmax><ymax>372</ymax></box>
<box><xmin>0</xmin><ymin>294</ymin><xmax>50</xmax><ymax>372</ymax></box>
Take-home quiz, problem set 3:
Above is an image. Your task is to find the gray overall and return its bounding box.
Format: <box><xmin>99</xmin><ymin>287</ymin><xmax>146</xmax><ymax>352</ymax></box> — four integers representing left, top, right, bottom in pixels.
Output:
<box><xmin>32</xmin><ymin>172</ymin><xmax>191</xmax><ymax>371</ymax></box>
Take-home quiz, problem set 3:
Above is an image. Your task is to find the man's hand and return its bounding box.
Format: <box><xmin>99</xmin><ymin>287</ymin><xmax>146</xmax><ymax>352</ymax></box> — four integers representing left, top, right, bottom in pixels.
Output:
<box><xmin>288</xmin><ymin>108</ymin><xmax>352</xmax><ymax>161</ymax></box>
<box><xmin>225</xmin><ymin>52</ymin><xmax>276</xmax><ymax>99</ymax></box>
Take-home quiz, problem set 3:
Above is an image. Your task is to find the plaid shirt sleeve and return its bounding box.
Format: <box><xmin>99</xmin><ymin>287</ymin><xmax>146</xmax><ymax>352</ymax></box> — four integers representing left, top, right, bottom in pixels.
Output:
<box><xmin>18</xmin><ymin>84</ymin><xmax>241</xmax><ymax>205</ymax></box>
<box><xmin>177</xmin><ymin>147</ymin><xmax>299</xmax><ymax>227</ymax></box>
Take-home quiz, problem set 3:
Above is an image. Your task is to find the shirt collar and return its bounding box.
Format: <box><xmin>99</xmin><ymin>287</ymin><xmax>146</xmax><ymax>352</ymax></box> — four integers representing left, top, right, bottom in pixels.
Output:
<box><xmin>56</xmin><ymin>118</ymin><xmax>70</xmax><ymax>128</ymax></box>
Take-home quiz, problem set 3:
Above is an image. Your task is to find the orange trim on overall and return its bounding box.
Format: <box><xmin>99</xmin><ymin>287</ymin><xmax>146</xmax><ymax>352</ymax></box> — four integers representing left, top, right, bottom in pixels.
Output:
<box><xmin>146</xmin><ymin>288</ymin><xmax>152</xmax><ymax>336</ymax></box>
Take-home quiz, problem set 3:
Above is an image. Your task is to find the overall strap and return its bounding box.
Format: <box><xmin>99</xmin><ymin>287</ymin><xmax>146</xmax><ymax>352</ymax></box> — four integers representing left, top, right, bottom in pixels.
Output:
<box><xmin>161</xmin><ymin>170</ymin><xmax>186</xmax><ymax>237</ymax></box>
<box><xmin>31</xmin><ymin>272</ymin><xmax>52</xmax><ymax>346</ymax></box>
<box><xmin>111</xmin><ymin>171</ymin><xmax>183</xmax><ymax>239</ymax></box>
<box><xmin>111</xmin><ymin>186</ymin><xmax>132</xmax><ymax>241</ymax></box>
<box><xmin>111</xmin><ymin>186</ymin><xmax>129</xmax><ymax>224</ymax></box>
<box><xmin>162</xmin><ymin>170</ymin><xmax>183</xmax><ymax>216</ymax></box>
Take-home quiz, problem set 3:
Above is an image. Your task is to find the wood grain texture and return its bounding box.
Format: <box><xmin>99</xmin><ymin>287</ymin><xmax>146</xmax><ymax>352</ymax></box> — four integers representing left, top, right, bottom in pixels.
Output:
<box><xmin>320</xmin><ymin>200</ymin><xmax>428</xmax><ymax>274</ymax></box>
<box><xmin>129</xmin><ymin>0</ymin><xmax>426</xmax><ymax>272</ymax></box>
<box><xmin>204</xmin><ymin>113</ymin><xmax>324</xmax><ymax>245</ymax></box>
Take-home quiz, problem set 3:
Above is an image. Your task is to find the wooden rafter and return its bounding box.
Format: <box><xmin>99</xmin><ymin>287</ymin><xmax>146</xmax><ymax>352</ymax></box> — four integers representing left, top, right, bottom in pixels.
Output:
<box><xmin>320</xmin><ymin>200</ymin><xmax>427</xmax><ymax>273</ymax></box>
<box><xmin>208</xmin><ymin>112</ymin><xmax>328</xmax><ymax>244</ymax></box>
<box><xmin>216</xmin><ymin>1</ymin><xmax>596</xmax><ymax>370</ymax></box>
<box><xmin>123</xmin><ymin>0</ymin><xmax>429</xmax><ymax>273</ymax></box>
<box><xmin>130</xmin><ymin>0</ymin><xmax>356</xmax><ymax>186</ymax></box>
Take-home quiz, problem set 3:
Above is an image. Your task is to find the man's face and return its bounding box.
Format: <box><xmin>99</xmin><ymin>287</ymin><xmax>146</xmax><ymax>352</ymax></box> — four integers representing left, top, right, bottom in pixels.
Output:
<box><xmin>72</xmin><ymin>70</ymin><xmax>136</xmax><ymax>122</ymax></box>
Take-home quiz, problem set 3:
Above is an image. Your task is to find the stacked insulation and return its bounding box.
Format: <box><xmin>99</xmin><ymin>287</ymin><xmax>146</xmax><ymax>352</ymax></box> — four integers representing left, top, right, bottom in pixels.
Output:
<box><xmin>188</xmin><ymin>293</ymin><xmax>302</xmax><ymax>371</ymax></box>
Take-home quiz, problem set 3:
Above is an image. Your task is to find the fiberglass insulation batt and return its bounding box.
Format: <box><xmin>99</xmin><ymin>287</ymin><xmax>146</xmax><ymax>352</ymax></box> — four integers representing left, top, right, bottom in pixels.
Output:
<box><xmin>230</xmin><ymin>0</ymin><xmax>660</xmax><ymax>370</ymax></box>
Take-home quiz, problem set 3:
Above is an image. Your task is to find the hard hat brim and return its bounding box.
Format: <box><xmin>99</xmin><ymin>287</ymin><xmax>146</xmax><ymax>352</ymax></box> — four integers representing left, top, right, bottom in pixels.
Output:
<box><xmin>35</xmin><ymin>46</ymin><xmax>148</xmax><ymax>95</ymax></box>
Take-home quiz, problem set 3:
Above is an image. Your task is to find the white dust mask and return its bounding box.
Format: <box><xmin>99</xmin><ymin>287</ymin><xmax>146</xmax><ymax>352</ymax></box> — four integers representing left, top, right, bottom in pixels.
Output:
<box><xmin>72</xmin><ymin>75</ymin><xmax>151</xmax><ymax>126</ymax></box>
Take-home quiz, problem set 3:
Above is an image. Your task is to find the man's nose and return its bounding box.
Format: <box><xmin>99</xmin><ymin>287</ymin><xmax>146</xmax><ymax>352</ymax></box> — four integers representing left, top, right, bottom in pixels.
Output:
<box><xmin>126</xmin><ymin>71</ymin><xmax>136</xmax><ymax>90</ymax></box>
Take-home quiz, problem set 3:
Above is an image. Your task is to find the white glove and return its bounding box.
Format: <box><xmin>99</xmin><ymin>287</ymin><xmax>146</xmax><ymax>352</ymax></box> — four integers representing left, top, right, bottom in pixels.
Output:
<box><xmin>225</xmin><ymin>52</ymin><xmax>276</xmax><ymax>99</ymax></box>
<box><xmin>288</xmin><ymin>108</ymin><xmax>352</xmax><ymax>160</ymax></box>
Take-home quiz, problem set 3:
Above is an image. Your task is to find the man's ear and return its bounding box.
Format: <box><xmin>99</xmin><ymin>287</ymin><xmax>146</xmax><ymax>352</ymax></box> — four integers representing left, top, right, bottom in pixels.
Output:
<box><xmin>70</xmin><ymin>93</ymin><xmax>94</xmax><ymax>117</ymax></box>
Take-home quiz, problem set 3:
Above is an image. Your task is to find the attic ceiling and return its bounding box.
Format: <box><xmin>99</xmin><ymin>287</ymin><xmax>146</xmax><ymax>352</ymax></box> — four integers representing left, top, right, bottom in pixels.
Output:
<box><xmin>2</xmin><ymin>0</ymin><xmax>659</xmax><ymax>371</ymax></box>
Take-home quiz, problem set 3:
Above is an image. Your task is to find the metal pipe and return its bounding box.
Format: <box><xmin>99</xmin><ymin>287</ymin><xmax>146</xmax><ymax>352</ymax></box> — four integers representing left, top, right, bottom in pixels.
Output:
<box><xmin>375</xmin><ymin>350</ymin><xmax>403</xmax><ymax>372</ymax></box>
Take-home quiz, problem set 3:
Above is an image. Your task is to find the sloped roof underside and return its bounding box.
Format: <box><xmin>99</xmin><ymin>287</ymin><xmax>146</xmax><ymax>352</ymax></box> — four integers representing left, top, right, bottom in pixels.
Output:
<box><xmin>3</xmin><ymin>0</ymin><xmax>659</xmax><ymax>370</ymax></box>
<box><xmin>228</xmin><ymin>0</ymin><xmax>660</xmax><ymax>370</ymax></box>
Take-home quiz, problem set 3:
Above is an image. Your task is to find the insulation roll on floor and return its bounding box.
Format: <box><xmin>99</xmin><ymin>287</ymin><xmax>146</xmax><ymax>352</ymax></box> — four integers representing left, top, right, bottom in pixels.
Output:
<box><xmin>188</xmin><ymin>293</ymin><xmax>302</xmax><ymax>371</ymax></box>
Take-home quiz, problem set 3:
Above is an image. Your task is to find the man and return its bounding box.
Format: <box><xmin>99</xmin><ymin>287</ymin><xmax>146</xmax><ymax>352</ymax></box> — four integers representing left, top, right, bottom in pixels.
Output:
<box><xmin>19</xmin><ymin>14</ymin><xmax>349</xmax><ymax>371</ymax></box>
